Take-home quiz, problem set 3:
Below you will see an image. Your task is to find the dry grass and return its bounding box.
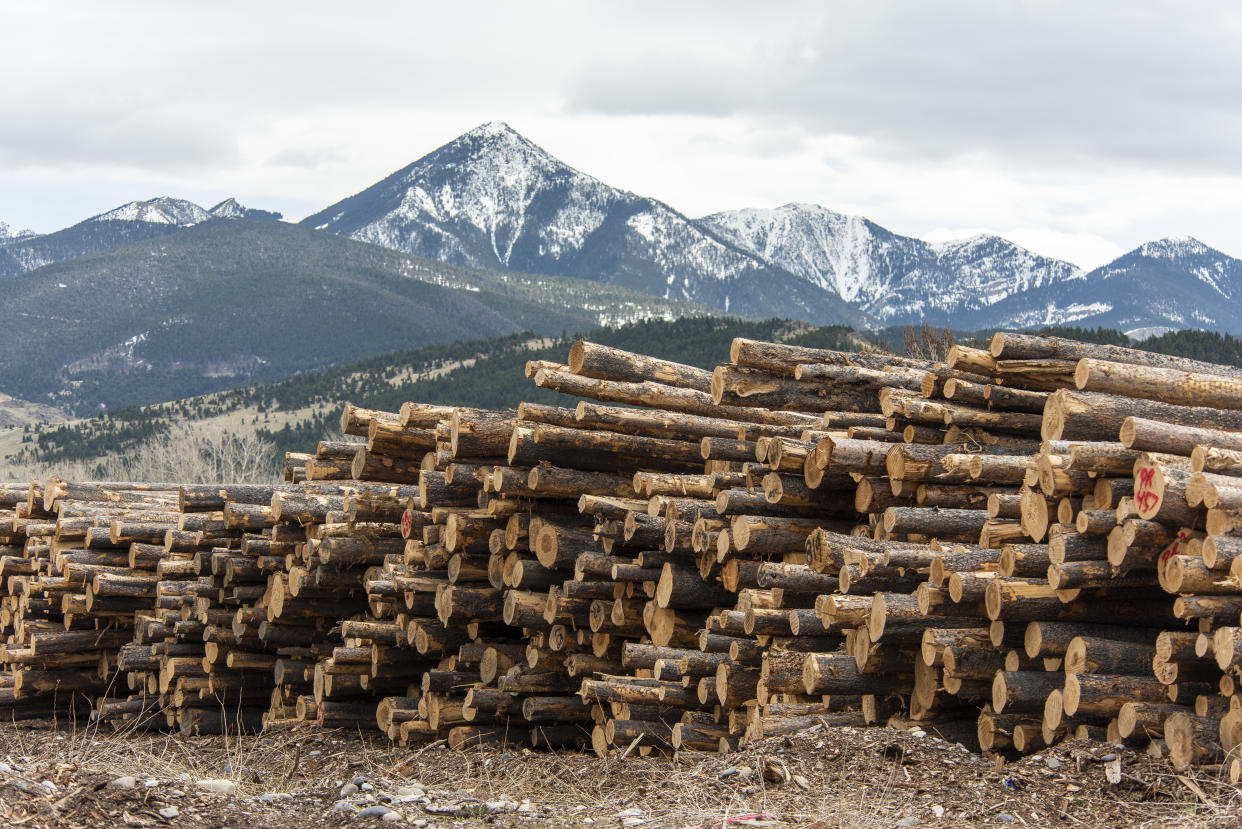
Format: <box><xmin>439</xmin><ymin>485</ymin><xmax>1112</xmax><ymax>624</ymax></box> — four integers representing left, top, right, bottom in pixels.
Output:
<box><xmin>2</xmin><ymin>719</ymin><xmax>1240</xmax><ymax>828</ymax></box>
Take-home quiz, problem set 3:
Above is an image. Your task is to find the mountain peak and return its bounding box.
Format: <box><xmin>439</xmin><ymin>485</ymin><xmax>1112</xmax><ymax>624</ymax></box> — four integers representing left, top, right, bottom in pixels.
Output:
<box><xmin>443</xmin><ymin>121</ymin><xmax>554</xmax><ymax>166</ymax></box>
<box><xmin>929</xmin><ymin>233</ymin><xmax>1026</xmax><ymax>256</ymax></box>
<box><xmin>208</xmin><ymin>198</ymin><xmax>283</xmax><ymax>221</ymax></box>
<box><xmin>1137</xmin><ymin>235</ymin><xmax>1212</xmax><ymax>260</ymax></box>
<box><xmin>89</xmin><ymin>197</ymin><xmax>210</xmax><ymax>227</ymax></box>
<box><xmin>931</xmin><ymin>232</ymin><xmax>995</xmax><ymax>248</ymax></box>
<box><xmin>208</xmin><ymin>198</ymin><xmax>246</xmax><ymax>218</ymax></box>
<box><xmin>301</xmin><ymin>120</ymin><xmax>607</xmax><ymax>268</ymax></box>
<box><xmin>0</xmin><ymin>220</ymin><xmax>37</xmax><ymax>243</ymax></box>
<box><xmin>466</xmin><ymin>120</ymin><xmax>520</xmax><ymax>140</ymax></box>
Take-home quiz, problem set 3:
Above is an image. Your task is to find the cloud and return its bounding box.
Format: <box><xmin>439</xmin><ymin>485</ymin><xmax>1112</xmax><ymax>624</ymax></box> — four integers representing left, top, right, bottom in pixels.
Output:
<box><xmin>0</xmin><ymin>0</ymin><xmax>1238</xmax><ymax>266</ymax></box>
<box><xmin>0</xmin><ymin>101</ymin><xmax>241</xmax><ymax>170</ymax></box>
<box><xmin>566</xmin><ymin>2</ymin><xmax>1242</xmax><ymax>172</ymax></box>
<box><xmin>264</xmin><ymin>147</ymin><xmax>343</xmax><ymax>169</ymax></box>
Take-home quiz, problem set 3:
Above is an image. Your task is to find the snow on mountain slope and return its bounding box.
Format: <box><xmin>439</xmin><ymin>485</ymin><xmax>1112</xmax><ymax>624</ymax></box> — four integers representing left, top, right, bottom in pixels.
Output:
<box><xmin>696</xmin><ymin>204</ymin><xmax>897</xmax><ymax>304</ymax></box>
<box><xmin>88</xmin><ymin>197</ymin><xmax>211</xmax><ymax>226</ymax></box>
<box><xmin>209</xmin><ymin>198</ymin><xmax>283</xmax><ymax>221</ymax></box>
<box><xmin>700</xmin><ymin>204</ymin><xmax>1084</xmax><ymax>326</ymax></box>
<box><xmin>0</xmin><ymin>221</ymin><xmax>38</xmax><ymax>244</ymax></box>
<box><xmin>301</xmin><ymin>122</ymin><xmax>863</xmax><ymax>325</ymax></box>
<box><xmin>0</xmin><ymin>197</ymin><xmax>286</xmax><ymax>280</ymax></box>
<box><xmin>982</xmin><ymin>237</ymin><xmax>1242</xmax><ymax>332</ymax></box>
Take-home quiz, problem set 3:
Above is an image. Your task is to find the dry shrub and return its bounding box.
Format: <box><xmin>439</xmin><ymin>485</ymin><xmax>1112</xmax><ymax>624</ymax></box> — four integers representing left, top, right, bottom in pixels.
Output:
<box><xmin>0</xmin><ymin>422</ymin><xmax>277</xmax><ymax>484</ymax></box>
<box><xmin>127</xmin><ymin>422</ymin><xmax>276</xmax><ymax>483</ymax></box>
<box><xmin>903</xmin><ymin>324</ymin><xmax>954</xmax><ymax>362</ymax></box>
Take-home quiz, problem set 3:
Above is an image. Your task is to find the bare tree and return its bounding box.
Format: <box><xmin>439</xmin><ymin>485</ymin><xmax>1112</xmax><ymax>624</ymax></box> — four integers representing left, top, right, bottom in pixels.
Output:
<box><xmin>903</xmin><ymin>324</ymin><xmax>955</xmax><ymax>362</ymax></box>
<box><xmin>128</xmin><ymin>423</ymin><xmax>277</xmax><ymax>483</ymax></box>
<box><xmin>0</xmin><ymin>422</ymin><xmax>278</xmax><ymax>484</ymax></box>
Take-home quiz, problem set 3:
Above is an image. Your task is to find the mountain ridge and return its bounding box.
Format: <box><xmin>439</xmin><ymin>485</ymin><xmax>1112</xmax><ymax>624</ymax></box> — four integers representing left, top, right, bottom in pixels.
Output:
<box><xmin>986</xmin><ymin>235</ymin><xmax>1242</xmax><ymax>335</ymax></box>
<box><xmin>302</xmin><ymin>121</ymin><xmax>1236</xmax><ymax>333</ymax></box>
<box><xmin>0</xmin><ymin>220</ymin><xmax>37</xmax><ymax>243</ymax></box>
<box><xmin>0</xmin><ymin>196</ymin><xmax>283</xmax><ymax>280</ymax></box>
<box><xmin>6</xmin><ymin>122</ymin><xmax>1242</xmax><ymax>336</ymax></box>
<box><xmin>697</xmin><ymin>202</ymin><xmax>1084</xmax><ymax>325</ymax></box>
<box><xmin>0</xmin><ymin>217</ymin><xmax>721</xmax><ymax>414</ymax></box>
<box><xmin>301</xmin><ymin>121</ymin><xmax>865</xmax><ymax>326</ymax></box>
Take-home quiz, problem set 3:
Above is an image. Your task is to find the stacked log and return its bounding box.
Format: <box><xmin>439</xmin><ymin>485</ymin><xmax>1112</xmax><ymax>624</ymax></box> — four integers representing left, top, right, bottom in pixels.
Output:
<box><xmin>11</xmin><ymin>330</ymin><xmax>1242</xmax><ymax>771</ymax></box>
<box><xmin>1</xmin><ymin>481</ymin><xmax>181</xmax><ymax>726</ymax></box>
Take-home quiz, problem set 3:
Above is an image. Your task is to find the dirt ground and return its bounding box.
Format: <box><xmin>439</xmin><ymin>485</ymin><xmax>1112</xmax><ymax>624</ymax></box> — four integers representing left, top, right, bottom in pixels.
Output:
<box><xmin>0</xmin><ymin>718</ymin><xmax>1236</xmax><ymax>828</ymax></box>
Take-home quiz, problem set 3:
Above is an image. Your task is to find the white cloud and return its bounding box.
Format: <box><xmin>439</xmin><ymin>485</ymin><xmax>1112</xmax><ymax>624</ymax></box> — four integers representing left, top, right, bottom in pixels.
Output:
<box><xmin>0</xmin><ymin>0</ymin><xmax>1238</xmax><ymax>268</ymax></box>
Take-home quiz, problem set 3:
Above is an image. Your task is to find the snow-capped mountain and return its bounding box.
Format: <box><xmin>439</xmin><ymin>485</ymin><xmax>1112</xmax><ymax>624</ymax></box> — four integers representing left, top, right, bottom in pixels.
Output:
<box><xmin>7</xmin><ymin>122</ymin><xmax>1242</xmax><ymax>335</ymax></box>
<box><xmin>301</xmin><ymin>121</ymin><xmax>862</xmax><ymax>325</ymax></box>
<box><xmin>88</xmin><ymin>197</ymin><xmax>212</xmax><ymax>226</ymax></box>
<box><xmin>302</xmin><ymin>124</ymin><xmax>1113</xmax><ymax>329</ymax></box>
<box><xmin>209</xmin><ymin>198</ymin><xmax>283</xmax><ymax>221</ymax></box>
<box><xmin>984</xmin><ymin>236</ymin><xmax>1242</xmax><ymax>334</ymax></box>
<box><xmin>0</xmin><ymin>221</ymin><xmax>38</xmax><ymax>244</ymax></box>
<box><xmin>0</xmin><ymin>197</ymin><xmax>281</xmax><ymax>280</ymax></box>
<box><xmin>698</xmin><ymin>204</ymin><xmax>907</xmax><ymax>306</ymax></box>
<box><xmin>698</xmin><ymin>204</ymin><xmax>1083</xmax><ymax>325</ymax></box>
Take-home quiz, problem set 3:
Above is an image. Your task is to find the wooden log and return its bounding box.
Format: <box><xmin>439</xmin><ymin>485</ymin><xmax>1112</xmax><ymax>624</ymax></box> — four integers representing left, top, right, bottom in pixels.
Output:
<box><xmin>1123</xmin><ymin>417</ymin><xmax>1242</xmax><ymax>457</ymax></box>
<box><xmin>533</xmin><ymin>367</ymin><xmax>819</xmax><ymax>427</ymax></box>
<box><xmin>802</xmin><ymin>652</ymin><xmax>908</xmax><ymax>696</ymax></box>
<box><xmin>1025</xmin><ymin>622</ymin><xmax>1158</xmax><ymax>659</ymax></box>
<box><xmin>1062</xmin><ymin>673</ymin><xmax>1170</xmax><ymax>717</ymax></box>
<box><xmin>942</xmin><ymin>646</ymin><xmax>1006</xmax><ymax>681</ymax></box>
<box><xmin>1043</xmin><ymin>389</ymin><xmax>1242</xmax><ymax>442</ymax></box>
<box><xmin>731</xmin><ymin>338</ymin><xmax>927</xmax><ymax>376</ymax></box>
<box><xmin>712</xmin><ymin>365</ymin><xmax>878</xmax><ymax>413</ymax></box>
<box><xmin>1063</xmin><ymin>636</ymin><xmax>1157</xmax><ymax>676</ymax></box>
<box><xmin>1117</xmin><ymin>702</ymin><xmax>1188</xmax><ymax>738</ymax></box>
<box><xmin>521</xmin><ymin>423</ymin><xmax>704</xmax><ymax>471</ymax></box>
<box><xmin>569</xmin><ymin>341</ymin><xmax>712</xmax><ymax>390</ymax></box>
<box><xmin>1193</xmin><ymin>445</ymin><xmax>1242</xmax><ymax>477</ymax></box>
<box><xmin>991</xmin><ymin>332</ymin><xmax>1242</xmax><ymax>377</ymax></box>
<box><xmin>992</xmin><ymin>671</ymin><xmax>1063</xmax><ymax>714</ymax></box>
<box><xmin>1165</xmin><ymin>712</ymin><xmax>1224</xmax><ymax>770</ymax></box>
<box><xmin>655</xmin><ymin>564</ymin><xmax>732</xmax><ymax>610</ymax></box>
<box><xmin>1000</xmin><ymin>544</ymin><xmax>1051</xmax><ymax>578</ymax></box>
<box><xmin>577</xmin><ymin>403</ymin><xmax>781</xmax><ymax>445</ymax></box>
<box><xmin>881</xmin><ymin>507</ymin><xmax>989</xmax><ymax>541</ymax></box>
<box><xmin>983</xmin><ymin>384</ymin><xmax>1049</xmax><ymax>414</ymax></box>
<box><xmin>1075</xmin><ymin>358</ymin><xmax>1242</xmax><ymax>411</ymax></box>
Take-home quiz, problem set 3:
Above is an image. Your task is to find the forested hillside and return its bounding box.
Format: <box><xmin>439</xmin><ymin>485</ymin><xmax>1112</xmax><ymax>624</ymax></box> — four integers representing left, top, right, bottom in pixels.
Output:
<box><xmin>12</xmin><ymin>317</ymin><xmax>1242</xmax><ymax>477</ymax></box>
<box><xmin>12</xmin><ymin>318</ymin><xmax>859</xmax><ymax>471</ymax></box>
<box><xmin>0</xmin><ymin>219</ymin><xmax>719</xmax><ymax>416</ymax></box>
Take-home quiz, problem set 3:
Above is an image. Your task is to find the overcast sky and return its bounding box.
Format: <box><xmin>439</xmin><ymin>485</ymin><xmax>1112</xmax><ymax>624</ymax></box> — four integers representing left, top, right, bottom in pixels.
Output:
<box><xmin>2</xmin><ymin>1</ymin><xmax>1240</xmax><ymax>268</ymax></box>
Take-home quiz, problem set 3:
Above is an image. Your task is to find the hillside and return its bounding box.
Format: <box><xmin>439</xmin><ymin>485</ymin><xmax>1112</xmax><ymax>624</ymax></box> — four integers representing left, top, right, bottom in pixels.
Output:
<box><xmin>17</xmin><ymin>317</ymin><xmax>1242</xmax><ymax>477</ymax></box>
<box><xmin>699</xmin><ymin>204</ymin><xmax>1083</xmax><ymax>325</ymax></box>
<box><xmin>12</xmin><ymin>317</ymin><xmax>859</xmax><ymax>471</ymax></box>
<box><xmin>987</xmin><ymin>237</ymin><xmax>1242</xmax><ymax>334</ymax></box>
<box><xmin>0</xmin><ymin>218</ymin><xmax>720</xmax><ymax>415</ymax></box>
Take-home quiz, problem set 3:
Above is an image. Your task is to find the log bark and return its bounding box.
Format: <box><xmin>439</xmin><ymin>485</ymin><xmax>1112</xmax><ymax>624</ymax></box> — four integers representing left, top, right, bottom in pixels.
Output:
<box><xmin>991</xmin><ymin>332</ymin><xmax>1242</xmax><ymax>377</ymax></box>
<box><xmin>1043</xmin><ymin>389</ymin><xmax>1242</xmax><ymax>442</ymax></box>
<box><xmin>1075</xmin><ymin>358</ymin><xmax>1242</xmax><ymax>411</ymax></box>
<box><xmin>533</xmin><ymin>367</ymin><xmax>819</xmax><ymax>427</ymax></box>
<box><xmin>1062</xmin><ymin>673</ymin><xmax>1169</xmax><ymax>717</ymax></box>
<box><xmin>569</xmin><ymin>340</ymin><xmax>713</xmax><ymax>392</ymax></box>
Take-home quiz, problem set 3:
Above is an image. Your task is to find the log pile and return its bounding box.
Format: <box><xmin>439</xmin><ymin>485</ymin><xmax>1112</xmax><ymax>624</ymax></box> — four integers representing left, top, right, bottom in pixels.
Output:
<box><xmin>9</xmin><ymin>330</ymin><xmax>1242</xmax><ymax>770</ymax></box>
<box><xmin>0</xmin><ymin>481</ymin><xmax>182</xmax><ymax>725</ymax></box>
